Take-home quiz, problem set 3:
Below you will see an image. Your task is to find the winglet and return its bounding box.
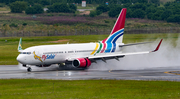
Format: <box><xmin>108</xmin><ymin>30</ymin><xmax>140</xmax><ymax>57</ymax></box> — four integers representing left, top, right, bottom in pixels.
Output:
<box><xmin>152</xmin><ymin>39</ymin><xmax>163</xmax><ymax>52</ymax></box>
<box><xmin>18</xmin><ymin>38</ymin><xmax>23</xmax><ymax>52</ymax></box>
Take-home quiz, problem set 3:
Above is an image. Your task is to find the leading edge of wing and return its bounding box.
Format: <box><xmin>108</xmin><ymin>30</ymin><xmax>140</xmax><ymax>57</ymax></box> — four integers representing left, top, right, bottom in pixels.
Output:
<box><xmin>88</xmin><ymin>39</ymin><xmax>163</xmax><ymax>59</ymax></box>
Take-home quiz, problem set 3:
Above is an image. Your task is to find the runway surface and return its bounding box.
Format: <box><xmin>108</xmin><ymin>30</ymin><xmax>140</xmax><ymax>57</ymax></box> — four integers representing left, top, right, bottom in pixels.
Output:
<box><xmin>0</xmin><ymin>65</ymin><xmax>180</xmax><ymax>81</ymax></box>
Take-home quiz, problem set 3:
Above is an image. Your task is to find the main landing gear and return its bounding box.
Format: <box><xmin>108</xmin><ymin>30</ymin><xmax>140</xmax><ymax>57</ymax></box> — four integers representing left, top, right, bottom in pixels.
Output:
<box><xmin>23</xmin><ymin>64</ymin><xmax>32</xmax><ymax>72</ymax></box>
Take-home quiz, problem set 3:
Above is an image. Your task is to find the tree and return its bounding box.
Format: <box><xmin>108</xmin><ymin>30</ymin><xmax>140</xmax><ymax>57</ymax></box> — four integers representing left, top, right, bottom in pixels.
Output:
<box><xmin>25</xmin><ymin>4</ymin><xmax>44</xmax><ymax>14</ymax></box>
<box><xmin>10</xmin><ymin>1</ymin><xmax>28</xmax><ymax>13</ymax></box>
<box><xmin>161</xmin><ymin>10</ymin><xmax>172</xmax><ymax>20</ymax></box>
<box><xmin>131</xmin><ymin>9</ymin><xmax>145</xmax><ymax>18</ymax></box>
<box><xmin>96</xmin><ymin>4</ymin><xmax>109</xmax><ymax>13</ymax></box>
<box><xmin>108</xmin><ymin>5</ymin><xmax>122</xmax><ymax>17</ymax></box>
<box><xmin>138</xmin><ymin>0</ymin><xmax>148</xmax><ymax>3</ymax></box>
<box><xmin>130</xmin><ymin>3</ymin><xmax>147</xmax><ymax>11</ymax></box>
<box><xmin>39</xmin><ymin>0</ymin><xmax>50</xmax><ymax>6</ymax></box>
<box><xmin>33</xmin><ymin>4</ymin><xmax>44</xmax><ymax>14</ymax></box>
<box><xmin>120</xmin><ymin>0</ymin><xmax>131</xmax><ymax>3</ymax></box>
<box><xmin>131</xmin><ymin>0</ymin><xmax>148</xmax><ymax>3</ymax></box>
<box><xmin>122</xmin><ymin>3</ymin><xmax>131</xmax><ymax>8</ymax></box>
<box><xmin>150</xmin><ymin>0</ymin><xmax>160</xmax><ymax>6</ymax></box>
<box><xmin>173</xmin><ymin>7</ymin><xmax>180</xmax><ymax>15</ymax></box>
<box><xmin>147</xmin><ymin>13</ymin><xmax>153</xmax><ymax>19</ymax></box>
<box><xmin>151</xmin><ymin>10</ymin><xmax>163</xmax><ymax>20</ymax></box>
<box><xmin>47</xmin><ymin>3</ymin><xmax>71</xmax><ymax>13</ymax></box>
<box><xmin>69</xmin><ymin>4</ymin><xmax>77</xmax><ymax>13</ymax></box>
<box><xmin>146</xmin><ymin>6</ymin><xmax>157</xmax><ymax>15</ymax></box>
<box><xmin>126</xmin><ymin>8</ymin><xmax>132</xmax><ymax>18</ymax></box>
<box><xmin>25</xmin><ymin>6</ymin><xmax>35</xmax><ymax>14</ymax></box>
<box><xmin>89</xmin><ymin>10</ymin><xmax>96</xmax><ymax>17</ymax></box>
<box><xmin>167</xmin><ymin>15</ymin><xmax>180</xmax><ymax>23</ymax></box>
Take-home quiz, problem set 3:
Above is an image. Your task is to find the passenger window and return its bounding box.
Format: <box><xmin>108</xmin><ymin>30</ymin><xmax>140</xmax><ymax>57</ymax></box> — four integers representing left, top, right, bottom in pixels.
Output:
<box><xmin>23</xmin><ymin>52</ymin><xmax>26</xmax><ymax>54</ymax></box>
<box><xmin>27</xmin><ymin>52</ymin><xmax>31</xmax><ymax>54</ymax></box>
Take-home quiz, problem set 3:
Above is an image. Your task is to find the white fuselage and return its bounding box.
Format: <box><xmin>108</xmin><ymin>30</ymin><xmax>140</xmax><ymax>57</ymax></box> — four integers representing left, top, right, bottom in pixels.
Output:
<box><xmin>17</xmin><ymin>42</ymin><xmax>123</xmax><ymax>65</ymax></box>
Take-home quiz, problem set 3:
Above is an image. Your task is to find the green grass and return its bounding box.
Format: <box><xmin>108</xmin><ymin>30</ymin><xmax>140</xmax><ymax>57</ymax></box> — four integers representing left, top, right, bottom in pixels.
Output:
<box><xmin>0</xmin><ymin>33</ymin><xmax>179</xmax><ymax>65</ymax></box>
<box><xmin>0</xmin><ymin>79</ymin><xmax>180</xmax><ymax>99</ymax></box>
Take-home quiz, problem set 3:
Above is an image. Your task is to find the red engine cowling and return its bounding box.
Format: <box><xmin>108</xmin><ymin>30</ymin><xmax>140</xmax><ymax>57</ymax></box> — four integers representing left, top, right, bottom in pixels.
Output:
<box><xmin>72</xmin><ymin>58</ymin><xmax>91</xmax><ymax>68</ymax></box>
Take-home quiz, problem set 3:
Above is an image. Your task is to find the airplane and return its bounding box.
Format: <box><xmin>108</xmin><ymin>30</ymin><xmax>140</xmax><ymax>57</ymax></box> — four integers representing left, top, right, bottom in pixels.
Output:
<box><xmin>16</xmin><ymin>8</ymin><xmax>163</xmax><ymax>72</ymax></box>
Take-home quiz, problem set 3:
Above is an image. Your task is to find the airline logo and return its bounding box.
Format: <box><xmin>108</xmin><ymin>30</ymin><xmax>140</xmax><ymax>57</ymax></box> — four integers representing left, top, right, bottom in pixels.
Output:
<box><xmin>33</xmin><ymin>51</ymin><xmax>43</xmax><ymax>62</ymax></box>
<box><xmin>33</xmin><ymin>51</ymin><xmax>56</xmax><ymax>62</ymax></box>
<box><xmin>42</xmin><ymin>54</ymin><xmax>56</xmax><ymax>61</ymax></box>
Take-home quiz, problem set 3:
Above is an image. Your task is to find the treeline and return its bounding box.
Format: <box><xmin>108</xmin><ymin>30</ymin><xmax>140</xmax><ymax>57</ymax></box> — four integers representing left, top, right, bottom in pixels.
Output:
<box><xmin>91</xmin><ymin>1</ymin><xmax>180</xmax><ymax>23</ymax></box>
<box><xmin>0</xmin><ymin>0</ymin><xmax>160</xmax><ymax>5</ymax></box>
<box><xmin>4</xmin><ymin>0</ymin><xmax>180</xmax><ymax>23</ymax></box>
<box><xmin>9</xmin><ymin>1</ymin><xmax>77</xmax><ymax>14</ymax></box>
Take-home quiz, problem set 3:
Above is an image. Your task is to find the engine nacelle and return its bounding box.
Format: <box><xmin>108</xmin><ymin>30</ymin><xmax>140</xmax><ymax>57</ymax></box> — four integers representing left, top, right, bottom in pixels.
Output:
<box><xmin>72</xmin><ymin>58</ymin><xmax>91</xmax><ymax>68</ymax></box>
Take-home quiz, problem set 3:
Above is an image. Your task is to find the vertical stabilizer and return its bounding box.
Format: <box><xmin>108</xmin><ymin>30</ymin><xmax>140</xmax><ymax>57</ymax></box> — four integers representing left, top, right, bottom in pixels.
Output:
<box><xmin>100</xmin><ymin>8</ymin><xmax>126</xmax><ymax>53</ymax></box>
<box><xmin>18</xmin><ymin>38</ymin><xmax>23</xmax><ymax>52</ymax></box>
<box><xmin>109</xmin><ymin>8</ymin><xmax>126</xmax><ymax>43</ymax></box>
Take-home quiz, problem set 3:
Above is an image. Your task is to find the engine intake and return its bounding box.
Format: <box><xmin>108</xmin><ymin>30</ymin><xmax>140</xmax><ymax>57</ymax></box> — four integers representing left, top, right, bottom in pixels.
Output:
<box><xmin>72</xmin><ymin>58</ymin><xmax>91</xmax><ymax>68</ymax></box>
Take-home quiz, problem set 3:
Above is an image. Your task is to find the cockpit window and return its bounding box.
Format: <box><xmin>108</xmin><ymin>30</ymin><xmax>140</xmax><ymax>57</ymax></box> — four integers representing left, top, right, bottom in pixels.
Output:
<box><xmin>20</xmin><ymin>52</ymin><xmax>31</xmax><ymax>54</ymax></box>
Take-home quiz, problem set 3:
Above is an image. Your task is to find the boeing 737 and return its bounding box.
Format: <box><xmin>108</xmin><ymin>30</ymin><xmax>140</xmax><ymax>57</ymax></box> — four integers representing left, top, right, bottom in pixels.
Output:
<box><xmin>16</xmin><ymin>8</ymin><xmax>163</xmax><ymax>72</ymax></box>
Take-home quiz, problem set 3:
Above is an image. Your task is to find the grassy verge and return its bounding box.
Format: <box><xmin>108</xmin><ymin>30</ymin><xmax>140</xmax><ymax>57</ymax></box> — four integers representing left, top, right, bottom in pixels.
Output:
<box><xmin>0</xmin><ymin>6</ymin><xmax>10</xmax><ymax>11</ymax></box>
<box><xmin>0</xmin><ymin>79</ymin><xmax>180</xmax><ymax>98</ymax></box>
<box><xmin>0</xmin><ymin>33</ymin><xmax>179</xmax><ymax>65</ymax></box>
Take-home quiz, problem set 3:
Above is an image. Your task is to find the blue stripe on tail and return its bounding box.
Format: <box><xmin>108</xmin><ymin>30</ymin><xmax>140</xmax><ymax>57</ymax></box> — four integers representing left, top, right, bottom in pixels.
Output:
<box><xmin>105</xmin><ymin>29</ymin><xmax>124</xmax><ymax>53</ymax></box>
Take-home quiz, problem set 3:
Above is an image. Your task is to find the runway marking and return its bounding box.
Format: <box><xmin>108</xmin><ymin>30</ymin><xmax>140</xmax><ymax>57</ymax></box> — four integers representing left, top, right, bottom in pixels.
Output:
<box><xmin>164</xmin><ymin>71</ymin><xmax>180</xmax><ymax>75</ymax></box>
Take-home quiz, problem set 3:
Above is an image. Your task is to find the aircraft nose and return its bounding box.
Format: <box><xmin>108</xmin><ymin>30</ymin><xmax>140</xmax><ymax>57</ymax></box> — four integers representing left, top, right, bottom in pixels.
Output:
<box><xmin>16</xmin><ymin>55</ymin><xmax>24</xmax><ymax>64</ymax></box>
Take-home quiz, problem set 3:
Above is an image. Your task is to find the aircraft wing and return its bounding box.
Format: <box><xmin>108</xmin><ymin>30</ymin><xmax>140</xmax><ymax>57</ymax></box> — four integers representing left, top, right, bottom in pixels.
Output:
<box><xmin>66</xmin><ymin>39</ymin><xmax>162</xmax><ymax>62</ymax></box>
<box><xmin>88</xmin><ymin>39</ymin><xmax>163</xmax><ymax>62</ymax></box>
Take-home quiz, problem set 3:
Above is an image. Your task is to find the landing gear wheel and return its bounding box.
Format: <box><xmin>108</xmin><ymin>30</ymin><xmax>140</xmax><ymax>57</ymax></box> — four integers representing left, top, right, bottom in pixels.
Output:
<box><xmin>27</xmin><ymin>67</ymin><xmax>32</xmax><ymax>72</ymax></box>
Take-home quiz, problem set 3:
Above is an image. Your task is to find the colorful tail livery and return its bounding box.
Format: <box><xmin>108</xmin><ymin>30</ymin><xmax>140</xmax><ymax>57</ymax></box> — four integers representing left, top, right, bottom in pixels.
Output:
<box><xmin>95</xmin><ymin>8</ymin><xmax>126</xmax><ymax>54</ymax></box>
<box><xmin>17</xmin><ymin>8</ymin><xmax>163</xmax><ymax>72</ymax></box>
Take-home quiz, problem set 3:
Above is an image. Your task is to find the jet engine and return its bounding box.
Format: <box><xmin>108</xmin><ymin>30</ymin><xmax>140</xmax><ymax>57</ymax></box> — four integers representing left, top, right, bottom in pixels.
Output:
<box><xmin>72</xmin><ymin>58</ymin><xmax>91</xmax><ymax>68</ymax></box>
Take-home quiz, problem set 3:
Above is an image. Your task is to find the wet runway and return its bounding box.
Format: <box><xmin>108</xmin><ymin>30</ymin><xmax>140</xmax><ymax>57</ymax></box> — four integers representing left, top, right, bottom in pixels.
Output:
<box><xmin>0</xmin><ymin>65</ymin><xmax>180</xmax><ymax>81</ymax></box>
